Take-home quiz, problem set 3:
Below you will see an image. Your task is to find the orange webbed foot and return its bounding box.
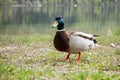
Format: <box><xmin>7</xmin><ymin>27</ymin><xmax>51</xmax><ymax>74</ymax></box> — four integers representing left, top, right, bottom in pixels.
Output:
<box><xmin>75</xmin><ymin>52</ymin><xmax>81</xmax><ymax>62</ymax></box>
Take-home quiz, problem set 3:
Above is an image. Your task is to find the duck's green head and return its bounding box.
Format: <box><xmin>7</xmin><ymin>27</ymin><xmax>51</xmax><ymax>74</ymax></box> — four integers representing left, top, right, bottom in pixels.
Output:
<box><xmin>52</xmin><ymin>17</ymin><xmax>64</xmax><ymax>30</ymax></box>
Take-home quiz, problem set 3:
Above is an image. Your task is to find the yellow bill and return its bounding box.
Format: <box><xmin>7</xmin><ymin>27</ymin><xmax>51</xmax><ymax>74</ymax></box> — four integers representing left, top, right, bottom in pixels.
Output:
<box><xmin>52</xmin><ymin>21</ymin><xmax>58</xmax><ymax>28</ymax></box>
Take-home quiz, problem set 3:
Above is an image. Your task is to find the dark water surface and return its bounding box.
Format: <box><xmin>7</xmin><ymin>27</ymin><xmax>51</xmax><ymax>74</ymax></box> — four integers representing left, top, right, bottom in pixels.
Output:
<box><xmin>0</xmin><ymin>3</ymin><xmax>120</xmax><ymax>35</ymax></box>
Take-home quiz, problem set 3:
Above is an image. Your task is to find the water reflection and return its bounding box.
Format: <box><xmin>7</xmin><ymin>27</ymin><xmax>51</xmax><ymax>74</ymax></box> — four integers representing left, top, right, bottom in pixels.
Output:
<box><xmin>0</xmin><ymin>2</ymin><xmax>120</xmax><ymax>35</ymax></box>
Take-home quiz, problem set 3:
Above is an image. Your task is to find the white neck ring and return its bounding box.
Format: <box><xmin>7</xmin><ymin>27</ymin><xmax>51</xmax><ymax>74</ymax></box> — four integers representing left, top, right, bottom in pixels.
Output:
<box><xmin>57</xmin><ymin>29</ymin><xmax>65</xmax><ymax>31</ymax></box>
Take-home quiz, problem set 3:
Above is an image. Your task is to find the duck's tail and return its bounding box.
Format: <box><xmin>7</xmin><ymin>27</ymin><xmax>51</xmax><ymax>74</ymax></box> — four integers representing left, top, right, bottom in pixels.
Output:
<box><xmin>93</xmin><ymin>35</ymin><xmax>99</xmax><ymax>37</ymax></box>
<box><xmin>93</xmin><ymin>39</ymin><xmax>97</xmax><ymax>44</ymax></box>
<box><xmin>93</xmin><ymin>35</ymin><xmax>99</xmax><ymax>44</ymax></box>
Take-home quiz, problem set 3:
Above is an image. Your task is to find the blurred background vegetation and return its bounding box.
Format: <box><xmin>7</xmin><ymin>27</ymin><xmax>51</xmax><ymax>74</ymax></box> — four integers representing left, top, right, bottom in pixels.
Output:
<box><xmin>0</xmin><ymin>0</ymin><xmax>120</xmax><ymax>35</ymax></box>
<box><xmin>0</xmin><ymin>0</ymin><xmax>120</xmax><ymax>5</ymax></box>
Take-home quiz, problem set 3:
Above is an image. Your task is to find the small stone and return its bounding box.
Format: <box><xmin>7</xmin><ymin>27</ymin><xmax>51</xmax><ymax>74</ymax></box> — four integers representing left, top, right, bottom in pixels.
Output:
<box><xmin>110</xmin><ymin>43</ymin><xmax>115</xmax><ymax>47</ymax></box>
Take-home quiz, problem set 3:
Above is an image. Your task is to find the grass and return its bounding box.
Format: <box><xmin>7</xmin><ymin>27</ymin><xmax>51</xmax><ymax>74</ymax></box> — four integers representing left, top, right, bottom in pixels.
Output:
<box><xmin>0</xmin><ymin>34</ymin><xmax>120</xmax><ymax>80</ymax></box>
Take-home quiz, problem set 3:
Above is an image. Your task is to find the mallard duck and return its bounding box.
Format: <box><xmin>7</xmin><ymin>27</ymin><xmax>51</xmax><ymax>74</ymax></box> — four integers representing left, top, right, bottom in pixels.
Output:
<box><xmin>52</xmin><ymin>17</ymin><xmax>97</xmax><ymax>62</ymax></box>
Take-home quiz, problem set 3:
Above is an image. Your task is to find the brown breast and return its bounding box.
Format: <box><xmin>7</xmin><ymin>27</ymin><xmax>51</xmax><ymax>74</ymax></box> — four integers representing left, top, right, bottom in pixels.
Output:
<box><xmin>54</xmin><ymin>31</ymin><xmax>69</xmax><ymax>52</ymax></box>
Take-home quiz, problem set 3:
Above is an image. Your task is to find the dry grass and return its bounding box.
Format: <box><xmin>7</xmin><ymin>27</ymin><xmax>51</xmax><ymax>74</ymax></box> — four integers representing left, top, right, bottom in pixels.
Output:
<box><xmin>0</xmin><ymin>35</ymin><xmax>120</xmax><ymax>80</ymax></box>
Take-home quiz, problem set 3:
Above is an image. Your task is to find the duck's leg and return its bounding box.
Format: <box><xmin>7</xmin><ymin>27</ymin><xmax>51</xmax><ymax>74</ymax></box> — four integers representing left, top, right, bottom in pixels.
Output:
<box><xmin>64</xmin><ymin>53</ymin><xmax>70</xmax><ymax>60</ymax></box>
<box><xmin>76</xmin><ymin>52</ymin><xmax>81</xmax><ymax>62</ymax></box>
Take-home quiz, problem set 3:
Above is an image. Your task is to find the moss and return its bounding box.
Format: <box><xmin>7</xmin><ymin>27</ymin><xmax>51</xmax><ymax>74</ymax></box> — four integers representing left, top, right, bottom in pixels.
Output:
<box><xmin>114</xmin><ymin>28</ymin><xmax>120</xmax><ymax>36</ymax></box>
<box><xmin>114</xmin><ymin>49</ymin><xmax>120</xmax><ymax>55</ymax></box>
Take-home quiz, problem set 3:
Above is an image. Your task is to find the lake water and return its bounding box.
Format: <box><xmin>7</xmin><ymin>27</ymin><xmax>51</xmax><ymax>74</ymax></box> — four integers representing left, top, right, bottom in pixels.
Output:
<box><xmin>0</xmin><ymin>3</ymin><xmax>120</xmax><ymax>36</ymax></box>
